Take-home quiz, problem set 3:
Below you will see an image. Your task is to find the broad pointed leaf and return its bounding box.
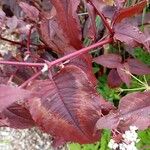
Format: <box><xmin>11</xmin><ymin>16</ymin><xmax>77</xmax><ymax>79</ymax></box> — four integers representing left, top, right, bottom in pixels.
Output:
<box><xmin>127</xmin><ymin>58</ymin><xmax>150</xmax><ymax>75</ymax></box>
<box><xmin>1</xmin><ymin>103</ymin><xmax>35</xmax><ymax>129</ymax></box>
<box><xmin>117</xmin><ymin>63</ymin><xmax>131</xmax><ymax>86</ymax></box>
<box><xmin>113</xmin><ymin>0</ymin><xmax>147</xmax><ymax>24</ymax></box>
<box><xmin>94</xmin><ymin>54</ymin><xmax>122</xmax><ymax>68</ymax></box>
<box><xmin>114</xmin><ymin>21</ymin><xmax>150</xmax><ymax>51</ymax></box>
<box><xmin>107</xmin><ymin>69</ymin><xmax>123</xmax><ymax>88</ymax></box>
<box><xmin>51</xmin><ymin>0</ymin><xmax>82</xmax><ymax>49</ymax></box>
<box><xmin>96</xmin><ymin>91</ymin><xmax>150</xmax><ymax>131</ymax></box>
<box><xmin>27</xmin><ymin>65</ymin><xmax>113</xmax><ymax>145</ymax></box>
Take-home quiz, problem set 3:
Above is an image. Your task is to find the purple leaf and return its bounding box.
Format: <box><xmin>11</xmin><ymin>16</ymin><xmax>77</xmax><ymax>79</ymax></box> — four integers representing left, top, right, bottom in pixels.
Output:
<box><xmin>113</xmin><ymin>0</ymin><xmax>147</xmax><ymax>24</ymax></box>
<box><xmin>0</xmin><ymin>9</ymin><xmax>6</xmax><ymax>32</ymax></box>
<box><xmin>94</xmin><ymin>54</ymin><xmax>122</xmax><ymax>68</ymax></box>
<box><xmin>96</xmin><ymin>91</ymin><xmax>150</xmax><ymax>131</ymax></box>
<box><xmin>114</xmin><ymin>21</ymin><xmax>150</xmax><ymax>52</ymax></box>
<box><xmin>107</xmin><ymin>69</ymin><xmax>123</xmax><ymax>88</ymax></box>
<box><xmin>50</xmin><ymin>0</ymin><xmax>82</xmax><ymax>50</ymax></box>
<box><xmin>1</xmin><ymin>103</ymin><xmax>35</xmax><ymax>129</ymax></box>
<box><xmin>0</xmin><ymin>85</ymin><xmax>31</xmax><ymax>112</ymax></box>
<box><xmin>27</xmin><ymin>65</ymin><xmax>113</xmax><ymax>146</ymax></box>
<box><xmin>117</xmin><ymin>63</ymin><xmax>131</xmax><ymax>86</ymax></box>
<box><xmin>127</xmin><ymin>58</ymin><xmax>150</xmax><ymax>75</ymax></box>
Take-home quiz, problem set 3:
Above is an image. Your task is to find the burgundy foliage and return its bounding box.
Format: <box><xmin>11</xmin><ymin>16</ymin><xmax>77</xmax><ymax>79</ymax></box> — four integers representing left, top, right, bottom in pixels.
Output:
<box><xmin>27</xmin><ymin>65</ymin><xmax>111</xmax><ymax>145</ymax></box>
<box><xmin>117</xmin><ymin>63</ymin><xmax>131</xmax><ymax>86</ymax></box>
<box><xmin>0</xmin><ymin>85</ymin><xmax>31</xmax><ymax>112</ymax></box>
<box><xmin>94</xmin><ymin>54</ymin><xmax>122</xmax><ymax>68</ymax></box>
<box><xmin>96</xmin><ymin>91</ymin><xmax>150</xmax><ymax>131</ymax></box>
<box><xmin>0</xmin><ymin>0</ymin><xmax>149</xmax><ymax>147</ymax></box>
<box><xmin>107</xmin><ymin>69</ymin><xmax>123</xmax><ymax>88</ymax></box>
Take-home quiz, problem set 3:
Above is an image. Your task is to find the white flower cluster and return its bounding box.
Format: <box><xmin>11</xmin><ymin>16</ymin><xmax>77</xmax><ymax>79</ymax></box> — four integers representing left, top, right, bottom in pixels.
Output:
<box><xmin>108</xmin><ymin>126</ymin><xmax>140</xmax><ymax>150</ymax></box>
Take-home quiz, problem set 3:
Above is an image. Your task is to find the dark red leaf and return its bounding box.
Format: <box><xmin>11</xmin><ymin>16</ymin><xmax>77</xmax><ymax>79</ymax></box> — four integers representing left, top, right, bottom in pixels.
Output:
<box><xmin>27</xmin><ymin>65</ymin><xmax>113</xmax><ymax>146</ymax></box>
<box><xmin>96</xmin><ymin>91</ymin><xmax>150</xmax><ymax>131</ymax></box>
<box><xmin>19</xmin><ymin>2</ymin><xmax>39</xmax><ymax>21</ymax></box>
<box><xmin>1</xmin><ymin>103</ymin><xmax>35</xmax><ymax>129</ymax></box>
<box><xmin>117</xmin><ymin>63</ymin><xmax>131</xmax><ymax>86</ymax></box>
<box><xmin>127</xmin><ymin>58</ymin><xmax>150</xmax><ymax>75</ymax></box>
<box><xmin>39</xmin><ymin>18</ymin><xmax>68</xmax><ymax>54</ymax></box>
<box><xmin>114</xmin><ymin>21</ymin><xmax>150</xmax><ymax>51</ymax></box>
<box><xmin>50</xmin><ymin>0</ymin><xmax>82</xmax><ymax>50</ymax></box>
<box><xmin>65</xmin><ymin>49</ymin><xmax>97</xmax><ymax>86</ymax></box>
<box><xmin>94</xmin><ymin>54</ymin><xmax>122</xmax><ymax>68</ymax></box>
<box><xmin>113</xmin><ymin>0</ymin><xmax>147</xmax><ymax>24</ymax></box>
<box><xmin>0</xmin><ymin>85</ymin><xmax>31</xmax><ymax>112</ymax></box>
<box><xmin>107</xmin><ymin>69</ymin><xmax>123</xmax><ymax>88</ymax></box>
<box><xmin>95</xmin><ymin>110</ymin><xmax>119</xmax><ymax>130</ymax></box>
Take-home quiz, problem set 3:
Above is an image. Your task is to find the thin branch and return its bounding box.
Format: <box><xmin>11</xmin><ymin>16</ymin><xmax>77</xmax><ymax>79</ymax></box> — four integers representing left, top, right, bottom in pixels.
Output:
<box><xmin>49</xmin><ymin>37</ymin><xmax>113</xmax><ymax>67</ymax></box>
<box><xmin>0</xmin><ymin>60</ymin><xmax>44</xmax><ymax>67</ymax></box>
<box><xmin>0</xmin><ymin>36</ymin><xmax>47</xmax><ymax>49</ymax></box>
<box><xmin>88</xmin><ymin>1</ymin><xmax>113</xmax><ymax>35</ymax></box>
<box><xmin>19</xmin><ymin>37</ymin><xmax>113</xmax><ymax>88</ymax></box>
<box><xmin>19</xmin><ymin>71</ymin><xmax>42</xmax><ymax>88</ymax></box>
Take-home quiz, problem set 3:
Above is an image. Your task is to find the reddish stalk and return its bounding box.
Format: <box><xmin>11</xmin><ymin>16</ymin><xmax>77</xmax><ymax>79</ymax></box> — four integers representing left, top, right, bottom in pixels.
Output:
<box><xmin>0</xmin><ymin>60</ymin><xmax>44</xmax><ymax>67</ymax></box>
<box><xmin>88</xmin><ymin>1</ymin><xmax>113</xmax><ymax>35</ymax></box>
<box><xmin>49</xmin><ymin>38</ymin><xmax>113</xmax><ymax>67</ymax></box>
<box><xmin>19</xmin><ymin>37</ymin><xmax>113</xmax><ymax>88</ymax></box>
<box><xmin>19</xmin><ymin>71</ymin><xmax>42</xmax><ymax>88</ymax></box>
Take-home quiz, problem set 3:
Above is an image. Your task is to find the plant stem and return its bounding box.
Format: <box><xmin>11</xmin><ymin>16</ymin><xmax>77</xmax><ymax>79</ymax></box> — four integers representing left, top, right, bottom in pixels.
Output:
<box><xmin>88</xmin><ymin>1</ymin><xmax>113</xmax><ymax>35</ymax></box>
<box><xmin>19</xmin><ymin>37</ymin><xmax>113</xmax><ymax>88</ymax></box>
<box><xmin>0</xmin><ymin>36</ymin><xmax>46</xmax><ymax>49</ymax></box>
<box><xmin>0</xmin><ymin>36</ymin><xmax>23</xmax><ymax>46</ymax></box>
<box><xmin>120</xmin><ymin>87</ymin><xmax>146</xmax><ymax>92</ymax></box>
<box><xmin>19</xmin><ymin>71</ymin><xmax>42</xmax><ymax>88</ymax></box>
<box><xmin>0</xmin><ymin>60</ymin><xmax>44</xmax><ymax>67</ymax></box>
<box><xmin>0</xmin><ymin>38</ymin><xmax>112</xmax><ymax>68</ymax></box>
<box><xmin>49</xmin><ymin>38</ymin><xmax>113</xmax><ymax>67</ymax></box>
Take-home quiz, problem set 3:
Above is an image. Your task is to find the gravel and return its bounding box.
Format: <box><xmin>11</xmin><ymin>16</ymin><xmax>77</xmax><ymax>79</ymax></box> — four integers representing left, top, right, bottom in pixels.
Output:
<box><xmin>0</xmin><ymin>127</ymin><xmax>54</xmax><ymax>150</ymax></box>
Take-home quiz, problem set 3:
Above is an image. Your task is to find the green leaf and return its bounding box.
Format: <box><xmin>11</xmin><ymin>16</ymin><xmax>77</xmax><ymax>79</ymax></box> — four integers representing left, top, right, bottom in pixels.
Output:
<box><xmin>99</xmin><ymin>129</ymin><xmax>111</xmax><ymax>150</ymax></box>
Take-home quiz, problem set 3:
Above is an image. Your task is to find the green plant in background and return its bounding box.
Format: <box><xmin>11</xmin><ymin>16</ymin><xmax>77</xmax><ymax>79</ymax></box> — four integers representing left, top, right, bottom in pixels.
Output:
<box><xmin>134</xmin><ymin>47</ymin><xmax>150</xmax><ymax>66</ymax></box>
<box><xmin>137</xmin><ymin>129</ymin><xmax>150</xmax><ymax>150</ymax></box>
<box><xmin>97</xmin><ymin>75</ymin><xmax>120</xmax><ymax>102</ymax></box>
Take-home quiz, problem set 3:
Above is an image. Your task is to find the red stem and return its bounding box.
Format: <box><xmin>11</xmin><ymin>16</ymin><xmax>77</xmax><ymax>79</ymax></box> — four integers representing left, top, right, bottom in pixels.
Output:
<box><xmin>19</xmin><ymin>37</ymin><xmax>113</xmax><ymax>88</ymax></box>
<box><xmin>0</xmin><ymin>61</ymin><xmax>44</xmax><ymax>67</ymax></box>
<box><xmin>19</xmin><ymin>71</ymin><xmax>42</xmax><ymax>88</ymax></box>
<box><xmin>88</xmin><ymin>1</ymin><xmax>113</xmax><ymax>35</ymax></box>
<box><xmin>49</xmin><ymin>38</ymin><xmax>113</xmax><ymax>67</ymax></box>
<box><xmin>0</xmin><ymin>38</ymin><xmax>112</xmax><ymax>87</ymax></box>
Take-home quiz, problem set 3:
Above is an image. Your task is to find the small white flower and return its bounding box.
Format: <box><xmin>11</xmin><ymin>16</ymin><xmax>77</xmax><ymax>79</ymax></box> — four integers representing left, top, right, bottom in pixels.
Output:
<box><xmin>119</xmin><ymin>143</ymin><xmax>126</xmax><ymax>150</ymax></box>
<box><xmin>108</xmin><ymin>126</ymin><xmax>139</xmax><ymax>150</ymax></box>
<box><xmin>108</xmin><ymin>139</ymin><xmax>119</xmax><ymax>149</ymax></box>
<box><xmin>123</xmin><ymin>131</ymin><xmax>138</xmax><ymax>143</ymax></box>
<box><xmin>129</xmin><ymin>126</ymin><xmax>138</xmax><ymax>132</ymax></box>
<box><xmin>125</xmin><ymin>142</ymin><xmax>137</xmax><ymax>150</ymax></box>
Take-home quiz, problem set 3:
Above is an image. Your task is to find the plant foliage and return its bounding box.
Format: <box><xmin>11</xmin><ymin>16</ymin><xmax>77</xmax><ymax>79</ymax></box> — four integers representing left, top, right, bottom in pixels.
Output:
<box><xmin>0</xmin><ymin>0</ymin><xmax>150</xmax><ymax>149</ymax></box>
